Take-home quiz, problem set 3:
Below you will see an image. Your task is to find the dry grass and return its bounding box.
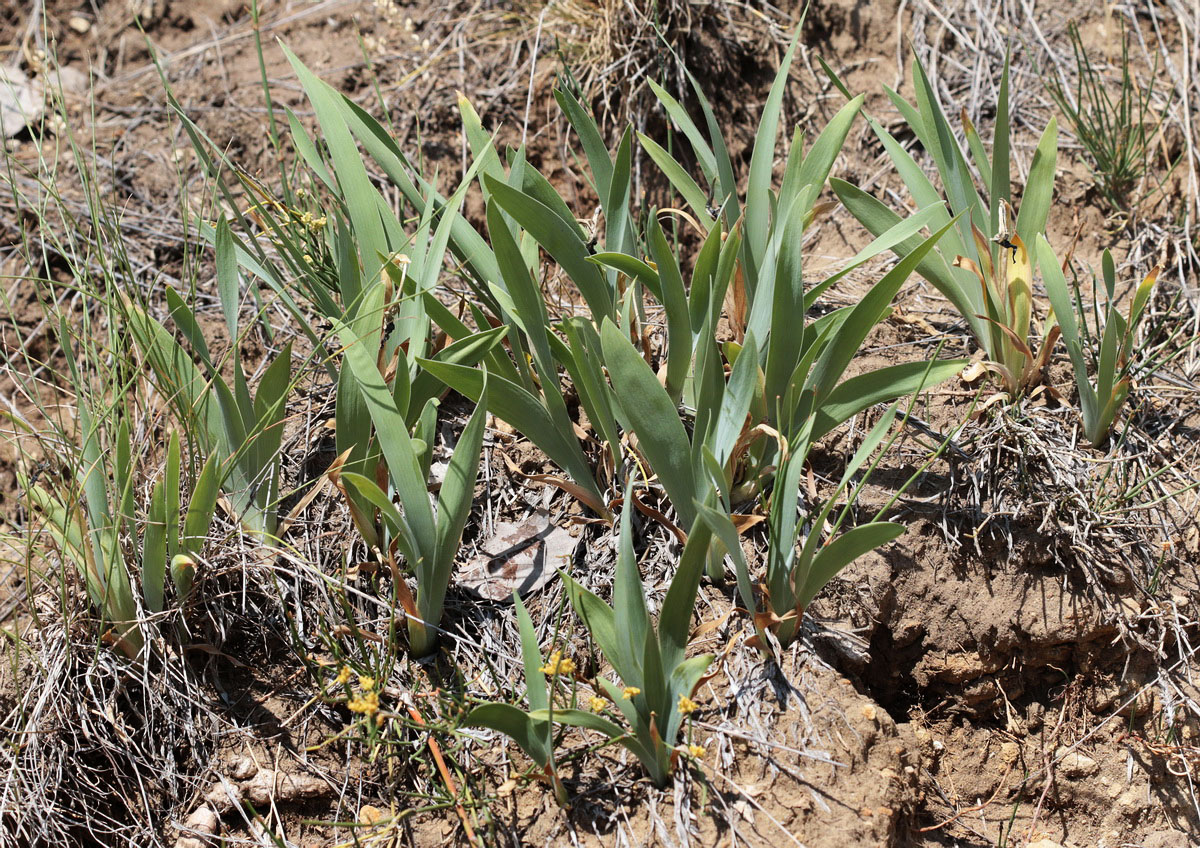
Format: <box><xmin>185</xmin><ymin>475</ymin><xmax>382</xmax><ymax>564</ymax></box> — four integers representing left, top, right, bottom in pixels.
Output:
<box><xmin>514</xmin><ymin>0</ymin><xmax>790</xmax><ymax>128</ymax></box>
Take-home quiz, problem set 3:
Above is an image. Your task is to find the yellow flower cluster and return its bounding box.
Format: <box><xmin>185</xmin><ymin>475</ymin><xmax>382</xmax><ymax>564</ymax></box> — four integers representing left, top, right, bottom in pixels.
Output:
<box><xmin>621</xmin><ymin>686</ymin><xmax>641</xmax><ymax>700</ymax></box>
<box><xmin>331</xmin><ymin>670</ymin><xmax>379</xmax><ymax>716</ymax></box>
<box><xmin>589</xmin><ymin>696</ymin><xmax>607</xmax><ymax>711</ymax></box>
<box><xmin>677</xmin><ymin>694</ymin><xmax>699</xmax><ymax>715</ymax></box>
<box><xmin>298</xmin><ymin>210</ymin><xmax>327</xmax><ymax>232</ymax></box>
<box><xmin>688</xmin><ymin>744</ymin><xmax>705</xmax><ymax>759</ymax></box>
<box><xmin>539</xmin><ymin>650</ymin><xmax>575</xmax><ymax>677</ymax></box>
<box><xmin>348</xmin><ymin>690</ymin><xmax>380</xmax><ymax>716</ymax></box>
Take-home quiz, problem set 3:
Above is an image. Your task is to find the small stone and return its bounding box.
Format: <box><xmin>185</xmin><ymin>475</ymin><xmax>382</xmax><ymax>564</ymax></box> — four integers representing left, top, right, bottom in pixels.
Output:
<box><xmin>1089</xmin><ymin>684</ymin><xmax>1118</xmax><ymax>714</ymax></box>
<box><xmin>459</xmin><ymin>511</ymin><xmax>573</xmax><ymax>601</ymax></box>
<box><xmin>1055</xmin><ymin>747</ymin><xmax>1099</xmax><ymax>778</ymax></box>
<box><xmin>861</xmin><ymin>704</ymin><xmax>877</xmax><ymax>722</ymax></box>
<box><xmin>359</xmin><ymin>805</ymin><xmax>386</xmax><ymax>825</ymax></box>
<box><xmin>1000</xmin><ymin>742</ymin><xmax>1020</xmax><ymax>765</ymax></box>
<box><xmin>227</xmin><ymin>756</ymin><xmax>257</xmax><ymax>781</ymax></box>
<box><xmin>68</xmin><ymin>15</ymin><xmax>92</xmax><ymax>33</ymax></box>
<box><xmin>1117</xmin><ymin>786</ymin><xmax>1146</xmax><ymax>809</ymax></box>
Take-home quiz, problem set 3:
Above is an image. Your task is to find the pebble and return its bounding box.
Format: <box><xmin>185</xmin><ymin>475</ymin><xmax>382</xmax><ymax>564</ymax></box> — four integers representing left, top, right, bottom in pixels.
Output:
<box><xmin>359</xmin><ymin>804</ymin><xmax>386</xmax><ymax>825</ymax></box>
<box><xmin>1055</xmin><ymin>746</ymin><xmax>1099</xmax><ymax>778</ymax></box>
<box><xmin>227</xmin><ymin>755</ymin><xmax>257</xmax><ymax>781</ymax></box>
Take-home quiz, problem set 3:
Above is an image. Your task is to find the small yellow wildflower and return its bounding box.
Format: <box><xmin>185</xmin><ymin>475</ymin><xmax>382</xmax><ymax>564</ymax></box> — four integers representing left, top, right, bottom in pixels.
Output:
<box><xmin>678</xmin><ymin>694</ymin><xmax>699</xmax><ymax>715</ymax></box>
<box><xmin>348</xmin><ymin>690</ymin><xmax>380</xmax><ymax>715</ymax></box>
<box><xmin>297</xmin><ymin>210</ymin><xmax>326</xmax><ymax>232</ymax></box>
<box><xmin>358</xmin><ymin>675</ymin><xmax>376</xmax><ymax>691</ymax></box>
<box><xmin>538</xmin><ymin>650</ymin><xmax>575</xmax><ymax>677</ymax></box>
<box><xmin>622</xmin><ymin>686</ymin><xmax>641</xmax><ymax>700</ymax></box>
<box><xmin>335</xmin><ymin>665</ymin><xmax>352</xmax><ymax>686</ymax></box>
<box><xmin>688</xmin><ymin>744</ymin><xmax>705</xmax><ymax>759</ymax></box>
<box><xmin>302</xmin><ymin>253</ymin><xmax>314</xmax><ymax>265</ymax></box>
<box><xmin>589</xmin><ymin>696</ymin><xmax>607</xmax><ymax>711</ymax></box>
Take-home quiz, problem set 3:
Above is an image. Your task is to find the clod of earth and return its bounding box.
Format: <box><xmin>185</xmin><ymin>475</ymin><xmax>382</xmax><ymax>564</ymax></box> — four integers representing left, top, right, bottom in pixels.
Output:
<box><xmin>202</xmin><ymin>769</ymin><xmax>332</xmax><ymax>813</ymax></box>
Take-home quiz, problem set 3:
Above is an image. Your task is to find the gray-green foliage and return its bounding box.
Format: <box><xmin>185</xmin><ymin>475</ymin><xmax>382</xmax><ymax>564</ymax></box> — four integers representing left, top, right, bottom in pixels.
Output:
<box><xmin>161</xmin><ymin>30</ymin><xmax>967</xmax><ymax>764</ymax></box>
<box><xmin>166</xmin><ymin>47</ymin><xmax>513</xmax><ymax>656</ymax></box>
<box><xmin>332</xmin><ymin>329</ymin><xmax>489</xmax><ymax>658</ymax></box>
<box><xmin>462</xmin><ymin>593</ymin><xmax>567</xmax><ymax>804</ymax></box>
<box><xmin>548</xmin><ymin>501</ymin><xmax>713</xmax><ymax>787</ymax></box>
<box><xmin>1038</xmin><ymin>239</ymin><xmax>1161</xmax><ymax>447</ymax></box>
<box><xmin>26</xmin><ymin>405</ymin><xmax>218</xmax><ymax>658</ymax></box>
<box><xmin>4</xmin><ymin>118</ymin><xmax>223</xmax><ymax>658</ymax></box>
<box><xmin>126</xmin><ymin>219</ymin><xmax>292</xmax><ymax>541</ymax></box>
<box><xmin>827</xmin><ymin>53</ymin><xmax>1059</xmax><ymax>399</ymax></box>
<box><xmin>608</xmin><ymin>37</ymin><xmax>966</xmax><ymax>638</ymax></box>
<box><xmin>465</xmin><ymin>488</ymin><xmax>714</xmax><ymax>788</ymax></box>
<box><xmin>424</xmin><ymin>37</ymin><xmax>965</xmax><ymax>630</ymax></box>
